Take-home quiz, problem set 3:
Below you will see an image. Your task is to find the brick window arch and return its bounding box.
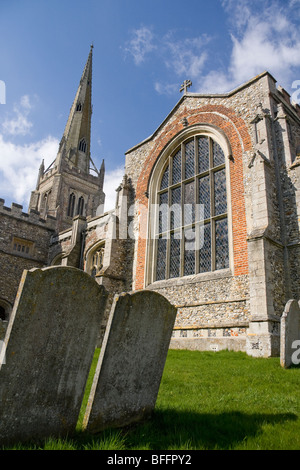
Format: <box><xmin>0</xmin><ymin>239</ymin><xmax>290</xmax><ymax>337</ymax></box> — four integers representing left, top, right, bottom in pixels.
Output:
<box><xmin>147</xmin><ymin>128</ymin><xmax>231</xmax><ymax>283</ymax></box>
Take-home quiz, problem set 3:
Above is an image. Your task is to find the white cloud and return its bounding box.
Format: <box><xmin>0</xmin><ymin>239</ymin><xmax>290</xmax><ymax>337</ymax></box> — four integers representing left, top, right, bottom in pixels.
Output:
<box><xmin>103</xmin><ymin>166</ymin><xmax>125</xmax><ymax>212</ymax></box>
<box><xmin>211</xmin><ymin>1</ymin><xmax>300</xmax><ymax>93</ymax></box>
<box><xmin>0</xmin><ymin>89</ymin><xmax>124</xmax><ymax>214</ymax></box>
<box><xmin>228</xmin><ymin>12</ymin><xmax>300</xmax><ymax>87</ymax></box>
<box><xmin>0</xmin><ymin>129</ymin><xmax>124</xmax><ymax>214</ymax></box>
<box><xmin>0</xmin><ymin>134</ymin><xmax>59</xmax><ymax>208</ymax></box>
<box><xmin>125</xmin><ymin>27</ymin><xmax>210</xmax><ymax>80</ymax></box>
<box><xmin>162</xmin><ymin>34</ymin><xmax>210</xmax><ymax>79</ymax></box>
<box><xmin>154</xmin><ymin>82</ymin><xmax>179</xmax><ymax>96</ymax></box>
<box><xmin>200</xmin><ymin>70</ymin><xmax>236</xmax><ymax>94</ymax></box>
<box><xmin>126</xmin><ymin>3</ymin><xmax>300</xmax><ymax>96</ymax></box>
<box><xmin>20</xmin><ymin>95</ymin><xmax>32</xmax><ymax>110</ymax></box>
<box><xmin>2</xmin><ymin>95</ymin><xmax>34</xmax><ymax>136</ymax></box>
<box><xmin>124</xmin><ymin>26</ymin><xmax>156</xmax><ymax>65</ymax></box>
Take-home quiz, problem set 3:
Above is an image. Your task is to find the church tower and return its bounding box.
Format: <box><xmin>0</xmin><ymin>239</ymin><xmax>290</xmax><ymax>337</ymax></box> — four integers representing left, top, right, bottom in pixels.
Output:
<box><xmin>29</xmin><ymin>45</ymin><xmax>105</xmax><ymax>232</ymax></box>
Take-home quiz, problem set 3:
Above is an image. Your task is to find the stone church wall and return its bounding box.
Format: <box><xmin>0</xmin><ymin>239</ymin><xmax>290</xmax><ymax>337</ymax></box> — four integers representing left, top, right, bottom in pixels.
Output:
<box><xmin>0</xmin><ymin>199</ymin><xmax>56</xmax><ymax>320</ymax></box>
<box><xmin>123</xmin><ymin>71</ymin><xmax>299</xmax><ymax>354</ymax></box>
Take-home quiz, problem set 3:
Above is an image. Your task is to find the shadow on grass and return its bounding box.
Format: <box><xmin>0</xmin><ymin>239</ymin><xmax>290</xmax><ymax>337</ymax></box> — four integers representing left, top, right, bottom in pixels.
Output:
<box><xmin>2</xmin><ymin>410</ymin><xmax>297</xmax><ymax>450</ymax></box>
<box><xmin>121</xmin><ymin>409</ymin><xmax>298</xmax><ymax>450</ymax></box>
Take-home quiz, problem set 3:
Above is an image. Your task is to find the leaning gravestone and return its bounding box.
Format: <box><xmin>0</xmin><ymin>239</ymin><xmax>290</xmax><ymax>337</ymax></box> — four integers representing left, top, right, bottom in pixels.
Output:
<box><xmin>0</xmin><ymin>266</ymin><xmax>107</xmax><ymax>445</ymax></box>
<box><xmin>83</xmin><ymin>290</ymin><xmax>177</xmax><ymax>433</ymax></box>
<box><xmin>280</xmin><ymin>299</ymin><xmax>300</xmax><ymax>368</ymax></box>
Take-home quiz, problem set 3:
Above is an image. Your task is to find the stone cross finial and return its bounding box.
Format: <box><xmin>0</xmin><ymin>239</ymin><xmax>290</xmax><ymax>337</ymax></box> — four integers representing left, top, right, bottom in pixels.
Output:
<box><xmin>180</xmin><ymin>79</ymin><xmax>192</xmax><ymax>94</ymax></box>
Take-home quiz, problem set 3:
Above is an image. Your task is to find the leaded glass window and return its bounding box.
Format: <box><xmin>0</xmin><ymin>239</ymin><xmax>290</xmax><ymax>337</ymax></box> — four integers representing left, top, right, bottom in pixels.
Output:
<box><xmin>90</xmin><ymin>245</ymin><xmax>105</xmax><ymax>278</ymax></box>
<box><xmin>155</xmin><ymin>134</ymin><xmax>229</xmax><ymax>281</ymax></box>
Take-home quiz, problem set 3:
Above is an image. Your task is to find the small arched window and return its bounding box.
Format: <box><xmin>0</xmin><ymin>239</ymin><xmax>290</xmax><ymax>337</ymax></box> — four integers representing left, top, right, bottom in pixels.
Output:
<box><xmin>76</xmin><ymin>102</ymin><xmax>82</xmax><ymax>112</ymax></box>
<box><xmin>67</xmin><ymin>192</ymin><xmax>76</xmax><ymax>217</ymax></box>
<box><xmin>152</xmin><ymin>133</ymin><xmax>229</xmax><ymax>282</ymax></box>
<box><xmin>87</xmin><ymin>244</ymin><xmax>105</xmax><ymax>278</ymax></box>
<box><xmin>77</xmin><ymin>196</ymin><xmax>84</xmax><ymax>216</ymax></box>
<box><xmin>79</xmin><ymin>138</ymin><xmax>87</xmax><ymax>153</ymax></box>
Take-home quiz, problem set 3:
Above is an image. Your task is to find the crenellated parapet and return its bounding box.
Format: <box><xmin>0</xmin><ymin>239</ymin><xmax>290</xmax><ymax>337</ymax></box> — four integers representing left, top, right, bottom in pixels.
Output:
<box><xmin>0</xmin><ymin>199</ymin><xmax>57</xmax><ymax>231</ymax></box>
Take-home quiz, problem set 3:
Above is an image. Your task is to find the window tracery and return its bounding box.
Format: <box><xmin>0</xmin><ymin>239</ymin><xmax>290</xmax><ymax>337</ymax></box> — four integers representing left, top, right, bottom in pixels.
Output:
<box><xmin>90</xmin><ymin>245</ymin><xmax>105</xmax><ymax>278</ymax></box>
<box><xmin>153</xmin><ymin>134</ymin><xmax>229</xmax><ymax>281</ymax></box>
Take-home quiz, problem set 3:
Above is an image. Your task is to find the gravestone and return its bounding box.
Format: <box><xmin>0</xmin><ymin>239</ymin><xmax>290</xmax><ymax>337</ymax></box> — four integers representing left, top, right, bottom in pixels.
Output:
<box><xmin>83</xmin><ymin>290</ymin><xmax>177</xmax><ymax>433</ymax></box>
<box><xmin>0</xmin><ymin>266</ymin><xmax>107</xmax><ymax>445</ymax></box>
<box><xmin>280</xmin><ymin>299</ymin><xmax>300</xmax><ymax>368</ymax></box>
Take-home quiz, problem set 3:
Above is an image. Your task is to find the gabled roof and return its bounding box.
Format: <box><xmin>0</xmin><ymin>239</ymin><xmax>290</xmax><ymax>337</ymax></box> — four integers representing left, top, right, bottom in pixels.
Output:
<box><xmin>125</xmin><ymin>71</ymin><xmax>274</xmax><ymax>154</ymax></box>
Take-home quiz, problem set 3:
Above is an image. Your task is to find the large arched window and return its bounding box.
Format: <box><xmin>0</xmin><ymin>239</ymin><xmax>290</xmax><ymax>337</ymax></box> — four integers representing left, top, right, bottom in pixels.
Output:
<box><xmin>149</xmin><ymin>131</ymin><xmax>230</xmax><ymax>282</ymax></box>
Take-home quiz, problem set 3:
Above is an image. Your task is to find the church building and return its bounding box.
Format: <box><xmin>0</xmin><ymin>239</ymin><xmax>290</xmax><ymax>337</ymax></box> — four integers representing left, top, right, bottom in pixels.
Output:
<box><xmin>1</xmin><ymin>46</ymin><xmax>300</xmax><ymax>357</ymax></box>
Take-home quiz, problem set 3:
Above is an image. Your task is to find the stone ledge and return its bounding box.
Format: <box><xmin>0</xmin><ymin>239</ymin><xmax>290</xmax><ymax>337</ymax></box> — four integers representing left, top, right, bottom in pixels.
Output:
<box><xmin>173</xmin><ymin>320</ymin><xmax>249</xmax><ymax>330</ymax></box>
<box><xmin>170</xmin><ymin>336</ymin><xmax>246</xmax><ymax>352</ymax></box>
<box><xmin>147</xmin><ymin>268</ymin><xmax>233</xmax><ymax>289</ymax></box>
<box><xmin>175</xmin><ymin>297</ymin><xmax>249</xmax><ymax>309</ymax></box>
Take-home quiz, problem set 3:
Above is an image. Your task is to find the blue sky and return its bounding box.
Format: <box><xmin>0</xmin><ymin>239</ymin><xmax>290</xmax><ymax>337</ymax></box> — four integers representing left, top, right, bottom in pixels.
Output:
<box><xmin>1</xmin><ymin>0</ymin><xmax>300</xmax><ymax>211</ymax></box>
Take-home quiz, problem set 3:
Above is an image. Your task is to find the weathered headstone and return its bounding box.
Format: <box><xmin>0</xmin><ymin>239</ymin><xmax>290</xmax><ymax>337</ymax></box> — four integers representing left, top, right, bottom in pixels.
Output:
<box><xmin>280</xmin><ymin>299</ymin><xmax>300</xmax><ymax>368</ymax></box>
<box><xmin>0</xmin><ymin>266</ymin><xmax>107</xmax><ymax>445</ymax></box>
<box><xmin>83</xmin><ymin>290</ymin><xmax>177</xmax><ymax>433</ymax></box>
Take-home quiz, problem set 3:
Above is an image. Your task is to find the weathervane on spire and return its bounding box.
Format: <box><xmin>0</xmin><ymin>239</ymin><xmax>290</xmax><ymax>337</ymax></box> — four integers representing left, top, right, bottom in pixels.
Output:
<box><xmin>180</xmin><ymin>79</ymin><xmax>192</xmax><ymax>95</ymax></box>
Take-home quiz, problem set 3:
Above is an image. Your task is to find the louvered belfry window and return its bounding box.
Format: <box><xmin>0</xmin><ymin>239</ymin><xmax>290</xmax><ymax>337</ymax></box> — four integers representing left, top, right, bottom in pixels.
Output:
<box><xmin>155</xmin><ymin>135</ymin><xmax>229</xmax><ymax>281</ymax></box>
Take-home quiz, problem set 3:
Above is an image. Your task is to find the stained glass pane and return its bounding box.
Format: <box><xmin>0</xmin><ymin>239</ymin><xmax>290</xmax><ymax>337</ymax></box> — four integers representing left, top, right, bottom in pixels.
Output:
<box><xmin>198</xmin><ymin>137</ymin><xmax>209</xmax><ymax>173</ymax></box>
<box><xmin>213</xmin><ymin>141</ymin><xmax>225</xmax><ymax>167</ymax></box>
<box><xmin>156</xmin><ymin>237</ymin><xmax>167</xmax><ymax>280</ymax></box>
<box><xmin>159</xmin><ymin>192</ymin><xmax>168</xmax><ymax>233</ymax></box>
<box><xmin>184</xmin><ymin>228</ymin><xmax>195</xmax><ymax>276</ymax></box>
<box><xmin>160</xmin><ymin>164</ymin><xmax>169</xmax><ymax>190</ymax></box>
<box><xmin>199</xmin><ymin>175</ymin><xmax>210</xmax><ymax>219</ymax></box>
<box><xmin>215</xmin><ymin>218</ymin><xmax>229</xmax><ymax>270</ymax></box>
<box><xmin>170</xmin><ymin>233</ymin><xmax>181</xmax><ymax>278</ymax></box>
<box><xmin>185</xmin><ymin>139</ymin><xmax>195</xmax><ymax>179</ymax></box>
<box><xmin>171</xmin><ymin>187</ymin><xmax>181</xmax><ymax>229</ymax></box>
<box><xmin>199</xmin><ymin>222</ymin><xmax>211</xmax><ymax>273</ymax></box>
<box><xmin>172</xmin><ymin>149</ymin><xmax>182</xmax><ymax>184</ymax></box>
<box><xmin>214</xmin><ymin>169</ymin><xmax>227</xmax><ymax>216</ymax></box>
<box><xmin>184</xmin><ymin>181</ymin><xmax>195</xmax><ymax>225</ymax></box>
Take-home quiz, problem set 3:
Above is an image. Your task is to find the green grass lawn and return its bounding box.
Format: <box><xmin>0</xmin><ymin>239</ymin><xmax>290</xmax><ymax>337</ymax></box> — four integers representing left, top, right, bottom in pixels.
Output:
<box><xmin>3</xmin><ymin>349</ymin><xmax>300</xmax><ymax>450</ymax></box>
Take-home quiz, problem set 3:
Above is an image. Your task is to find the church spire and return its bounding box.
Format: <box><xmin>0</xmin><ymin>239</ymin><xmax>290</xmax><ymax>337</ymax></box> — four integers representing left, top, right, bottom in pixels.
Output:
<box><xmin>29</xmin><ymin>45</ymin><xmax>106</xmax><ymax>232</ymax></box>
<box><xmin>56</xmin><ymin>45</ymin><xmax>94</xmax><ymax>173</ymax></box>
